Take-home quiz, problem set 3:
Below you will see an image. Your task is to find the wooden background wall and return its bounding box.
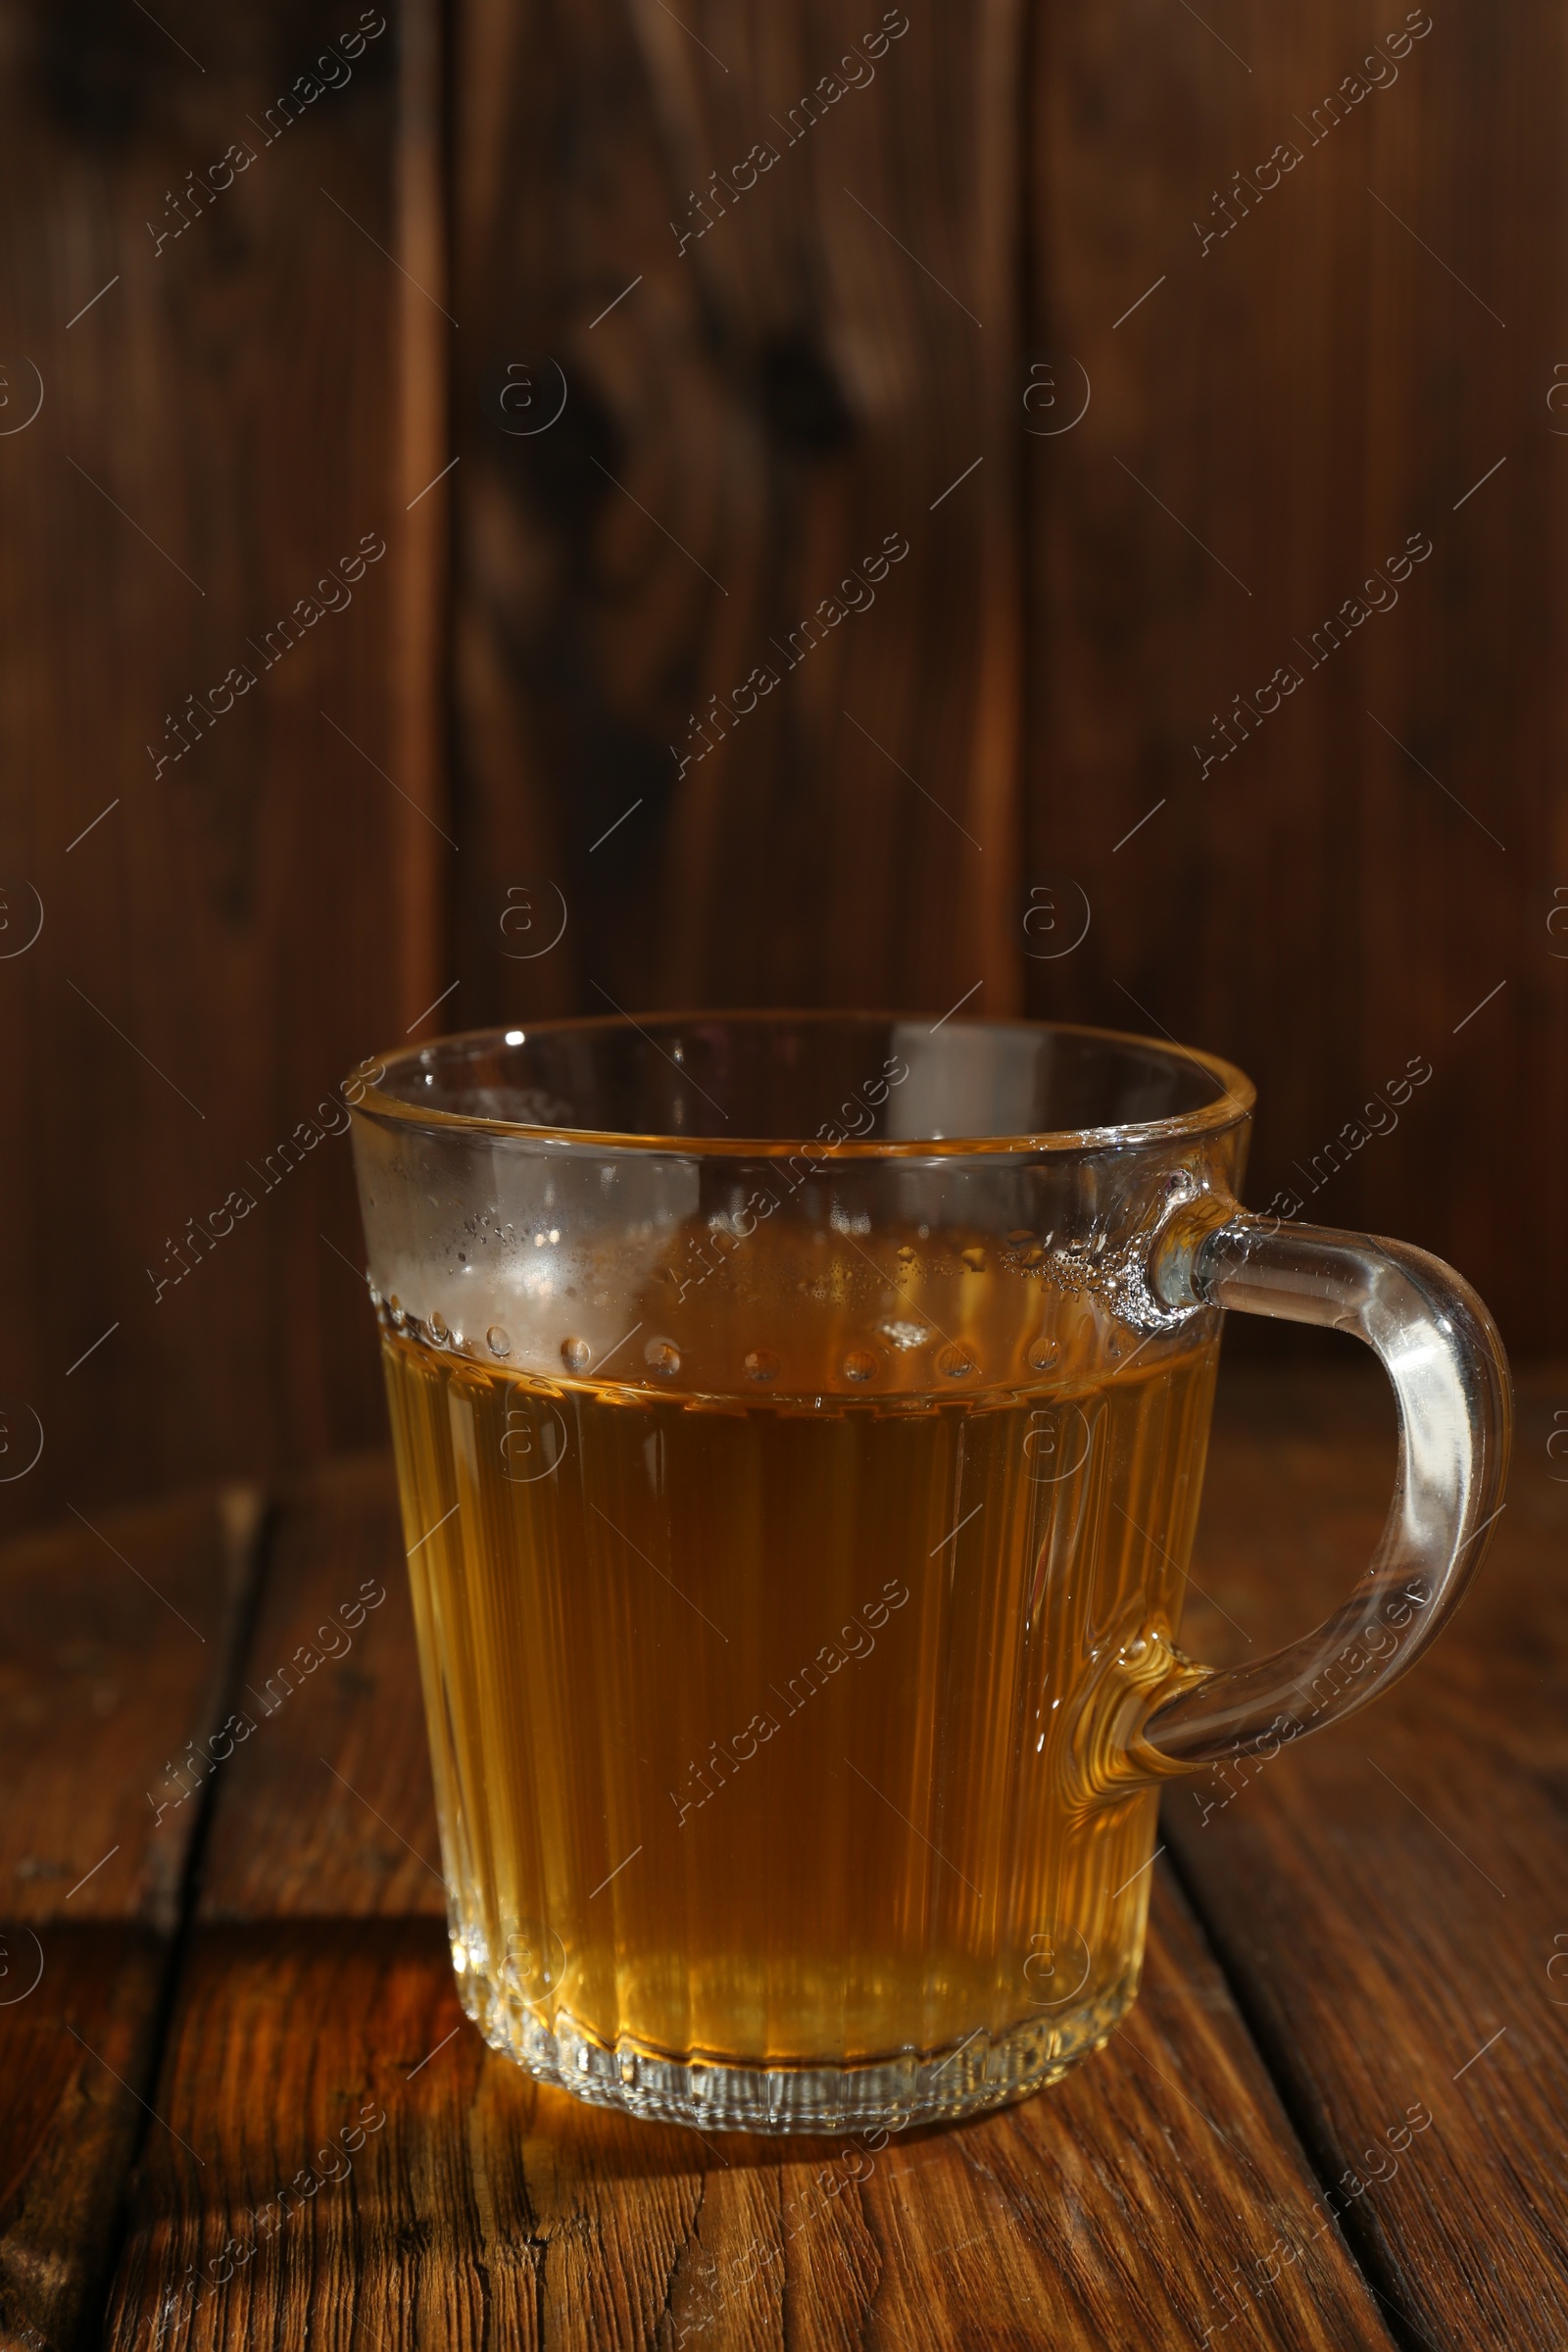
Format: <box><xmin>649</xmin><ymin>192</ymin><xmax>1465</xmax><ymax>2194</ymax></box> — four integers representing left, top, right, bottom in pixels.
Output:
<box><xmin>0</xmin><ymin>0</ymin><xmax>1561</xmax><ymax>1534</ymax></box>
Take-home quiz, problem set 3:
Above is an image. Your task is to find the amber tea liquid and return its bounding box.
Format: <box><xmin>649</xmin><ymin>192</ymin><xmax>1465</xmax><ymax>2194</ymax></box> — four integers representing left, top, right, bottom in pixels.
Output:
<box><xmin>380</xmin><ymin>1290</ymin><xmax>1217</xmax><ymax>2131</ymax></box>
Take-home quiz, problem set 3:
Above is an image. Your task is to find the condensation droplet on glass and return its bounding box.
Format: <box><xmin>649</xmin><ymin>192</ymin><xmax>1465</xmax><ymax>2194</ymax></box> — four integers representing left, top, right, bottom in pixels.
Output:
<box><xmin>896</xmin><ymin>1244</ymin><xmax>918</xmax><ymax>1268</ymax></box>
<box><xmin>843</xmin><ymin>1348</ymin><xmax>877</xmax><ymax>1383</ymax></box>
<box><xmin>367</xmin><ymin>1282</ymin><xmax>381</xmax><ymax>1308</ymax></box>
<box><xmin>937</xmin><ymin>1344</ymin><xmax>977</xmax><ymax>1380</ymax></box>
<box><xmin>1006</xmin><ymin>1229</ymin><xmax>1034</xmax><ymax>1248</ymax></box>
<box><xmin>429</xmin><ymin>1309</ymin><xmax>450</xmax><ymax>1345</ymax></box>
<box><xmin>744</xmin><ymin>1348</ymin><xmax>779</xmax><ymax>1383</ymax></box>
<box><xmin>487</xmin><ymin>1325</ymin><xmax>511</xmax><ymax>1357</ymax></box>
<box><xmin>960</xmin><ymin>1247</ymin><xmax>986</xmax><ymax>1274</ymax></box>
<box><xmin>389</xmin><ymin>1295</ymin><xmax>406</xmax><ymax>1329</ymax></box>
<box><xmin>561</xmin><ymin>1335</ymin><xmax>592</xmax><ymax>1374</ymax></box>
<box><xmin>645</xmin><ymin>1339</ymin><xmax>681</xmax><ymax>1377</ymax></box>
<box><xmin>1027</xmin><ymin>1337</ymin><xmax>1059</xmax><ymax>1372</ymax></box>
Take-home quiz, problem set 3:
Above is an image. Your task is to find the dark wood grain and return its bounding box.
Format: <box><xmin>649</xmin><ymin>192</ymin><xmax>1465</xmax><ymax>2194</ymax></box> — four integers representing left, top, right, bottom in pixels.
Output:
<box><xmin>1166</xmin><ymin>1362</ymin><xmax>1568</xmax><ymax>2349</ymax></box>
<box><xmin>0</xmin><ymin>0</ymin><xmax>1560</xmax><ymax>1543</ymax></box>
<box><xmin>0</xmin><ymin>1488</ymin><xmax>262</xmax><ymax>2352</ymax></box>
<box><xmin>198</xmin><ymin>1452</ymin><xmax>444</xmax><ymax>1921</ymax></box>
<box><xmin>1353</xmin><ymin>0</ymin><xmax>1568</xmax><ymax>1359</ymax></box>
<box><xmin>104</xmin><ymin>1886</ymin><xmax>1396</xmax><ymax>2351</ymax></box>
<box><xmin>1</xmin><ymin>1486</ymin><xmax>260</xmax><ymax>1928</ymax></box>
<box><xmin>0</xmin><ymin>0</ymin><xmax>429</xmax><ymax>1542</ymax></box>
<box><xmin>450</xmin><ymin>0</ymin><xmax>1023</xmax><ymax>1029</ymax></box>
<box><xmin>1022</xmin><ymin>0</ymin><xmax>1567</xmax><ymax>1352</ymax></box>
<box><xmin>0</xmin><ymin>1929</ymin><xmax>167</xmax><ymax>2352</ymax></box>
<box><xmin>389</xmin><ymin>0</ymin><xmax>453</xmax><ymax>1035</ymax></box>
<box><xmin>4</xmin><ymin>0</ymin><xmax>1561</xmax><ymax>1533</ymax></box>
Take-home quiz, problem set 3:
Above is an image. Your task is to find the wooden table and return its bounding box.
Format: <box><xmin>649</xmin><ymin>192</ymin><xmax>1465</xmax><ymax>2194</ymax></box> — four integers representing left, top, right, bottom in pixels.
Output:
<box><xmin>4</xmin><ymin>1366</ymin><xmax>1565</xmax><ymax>2350</ymax></box>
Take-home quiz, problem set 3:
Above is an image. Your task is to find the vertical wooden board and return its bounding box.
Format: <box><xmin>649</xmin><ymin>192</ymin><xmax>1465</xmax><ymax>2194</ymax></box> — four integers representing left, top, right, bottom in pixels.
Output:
<box><xmin>1023</xmin><ymin>0</ymin><xmax>1561</xmax><ymax>1344</ymax></box>
<box><xmin>388</xmin><ymin>0</ymin><xmax>453</xmax><ymax>1048</ymax></box>
<box><xmin>0</xmin><ymin>0</ymin><xmax>432</xmax><ymax>1539</ymax></box>
<box><xmin>1166</xmin><ymin>1368</ymin><xmax>1568</xmax><ymax>2350</ymax></box>
<box><xmin>450</xmin><ymin>0</ymin><xmax>1022</xmax><ymax>1028</ymax></box>
<box><xmin>1354</xmin><ymin>0</ymin><xmax>1568</xmax><ymax>1342</ymax></box>
<box><xmin>1024</xmin><ymin>0</ymin><xmax>1374</xmax><ymax>1164</ymax></box>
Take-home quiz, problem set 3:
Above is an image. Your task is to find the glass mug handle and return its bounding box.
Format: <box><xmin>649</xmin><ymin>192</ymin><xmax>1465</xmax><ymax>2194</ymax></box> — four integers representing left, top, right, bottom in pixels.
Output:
<box><xmin>1083</xmin><ymin>1206</ymin><xmax>1513</xmax><ymax>1792</ymax></box>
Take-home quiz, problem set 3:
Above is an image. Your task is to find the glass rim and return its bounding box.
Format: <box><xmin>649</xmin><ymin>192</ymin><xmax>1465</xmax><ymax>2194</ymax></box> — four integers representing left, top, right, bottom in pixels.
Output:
<box><xmin>346</xmin><ymin>1010</ymin><xmax>1256</xmax><ymax>1158</ymax></box>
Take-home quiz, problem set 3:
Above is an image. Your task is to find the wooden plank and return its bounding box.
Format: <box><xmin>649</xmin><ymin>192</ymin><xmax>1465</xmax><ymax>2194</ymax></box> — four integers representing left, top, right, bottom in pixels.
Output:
<box><xmin>0</xmin><ymin>1488</ymin><xmax>262</xmax><ymax>2352</ymax></box>
<box><xmin>117</xmin><ymin>1442</ymin><xmax>1396</xmax><ymax>2347</ymax></box>
<box><xmin>104</xmin><ymin>1883</ymin><xmax>1396</xmax><ymax>2350</ymax></box>
<box><xmin>450</xmin><ymin>0</ymin><xmax>1022</xmax><ymax>1025</ymax></box>
<box><xmin>1</xmin><ymin>1487</ymin><xmax>261</xmax><ymax>1929</ymax></box>
<box><xmin>1024</xmin><ymin>0</ymin><xmax>1373</xmax><ymax>1153</ymax></box>
<box><xmin>1354</xmin><ymin>0</ymin><xmax>1568</xmax><ymax>1344</ymax></box>
<box><xmin>198</xmin><ymin>1453</ymin><xmax>444</xmax><ymax>1921</ymax></box>
<box><xmin>1023</xmin><ymin>0</ymin><xmax>1568</xmax><ymax>1350</ymax></box>
<box><xmin>1165</xmin><ymin>1364</ymin><xmax>1568</xmax><ymax>2349</ymax></box>
<box><xmin>0</xmin><ymin>1928</ymin><xmax>167</xmax><ymax>2352</ymax></box>
<box><xmin>0</xmin><ymin>0</ymin><xmax>427</xmax><ymax>1541</ymax></box>
<box><xmin>390</xmin><ymin>0</ymin><xmax>454</xmax><ymax>1037</ymax></box>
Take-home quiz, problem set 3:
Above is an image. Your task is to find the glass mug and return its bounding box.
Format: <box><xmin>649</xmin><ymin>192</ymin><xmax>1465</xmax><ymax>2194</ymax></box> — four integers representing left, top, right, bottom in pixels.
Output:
<box><xmin>347</xmin><ymin>1013</ymin><xmax>1510</xmax><ymax>2133</ymax></box>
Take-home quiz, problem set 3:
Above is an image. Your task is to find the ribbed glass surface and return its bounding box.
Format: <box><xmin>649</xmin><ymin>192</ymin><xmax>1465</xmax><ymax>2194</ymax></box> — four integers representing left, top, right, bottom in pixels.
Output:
<box><xmin>380</xmin><ymin>1307</ymin><xmax>1218</xmax><ymax>2130</ymax></box>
